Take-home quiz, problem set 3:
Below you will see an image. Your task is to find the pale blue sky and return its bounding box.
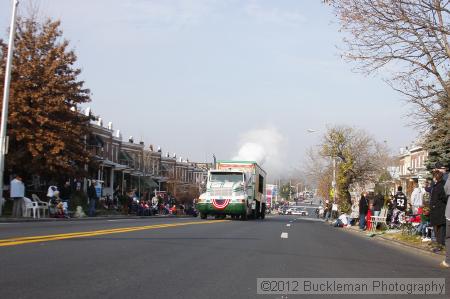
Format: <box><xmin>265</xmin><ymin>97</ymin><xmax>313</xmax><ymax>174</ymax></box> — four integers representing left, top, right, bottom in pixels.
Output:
<box><xmin>1</xmin><ymin>0</ymin><xmax>417</xmax><ymax>172</ymax></box>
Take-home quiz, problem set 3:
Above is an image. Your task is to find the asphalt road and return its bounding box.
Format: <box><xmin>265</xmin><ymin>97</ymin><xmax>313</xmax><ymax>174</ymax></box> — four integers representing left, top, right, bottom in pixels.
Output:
<box><xmin>0</xmin><ymin>215</ymin><xmax>448</xmax><ymax>299</ymax></box>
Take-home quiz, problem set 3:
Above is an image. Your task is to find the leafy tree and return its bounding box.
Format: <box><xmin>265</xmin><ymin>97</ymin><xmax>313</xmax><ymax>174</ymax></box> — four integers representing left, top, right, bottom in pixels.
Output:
<box><xmin>0</xmin><ymin>17</ymin><xmax>92</xmax><ymax>181</ymax></box>
<box><xmin>279</xmin><ymin>183</ymin><xmax>294</xmax><ymax>201</ymax></box>
<box><xmin>374</xmin><ymin>169</ymin><xmax>393</xmax><ymax>199</ymax></box>
<box><xmin>320</xmin><ymin>126</ymin><xmax>390</xmax><ymax>212</ymax></box>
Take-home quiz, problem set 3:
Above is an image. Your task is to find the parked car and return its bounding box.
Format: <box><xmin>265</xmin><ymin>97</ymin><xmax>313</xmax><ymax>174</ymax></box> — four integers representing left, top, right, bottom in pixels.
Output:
<box><xmin>291</xmin><ymin>208</ymin><xmax>308</xmax><ymax>216</ymax></box>
<box><xmin>278</xmin><ymin>207</ymin><xmax>290</xmax><ymax>215</ymax></box>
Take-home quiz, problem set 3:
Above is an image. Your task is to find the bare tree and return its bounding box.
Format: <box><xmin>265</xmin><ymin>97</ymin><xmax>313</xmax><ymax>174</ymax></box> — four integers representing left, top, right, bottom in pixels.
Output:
<box><xmin>303</xmin><ymin>147</ymin><xmax>334</xmax><ymax>201</ymax></box>
<box><xmin>325</xmin><ymin>0</ymin><xmax>450</xmax><ymax>125</ymax></box>
<box><xmin>308</xmin><ymin>125</ymin><xmax>391</xmax><ymax>211</ymax></box>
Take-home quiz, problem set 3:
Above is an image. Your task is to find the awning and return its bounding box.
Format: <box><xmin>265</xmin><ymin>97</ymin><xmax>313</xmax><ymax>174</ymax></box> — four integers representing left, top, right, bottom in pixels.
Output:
<box><xmin>131</xmin><ymin>170</ymin><xmax>144</xmax><ymax>176</ymax></box>
<box><xmin>139</xmin><ymin>177</ymin><xmax>159</xmax><ymax>189</ymax></box>
<box><xmin>113</xmin><ymin>164</ymin><xmax>129</xmax><ymax>171</ymax></box>
<box><xmin>119</xmin><ymin>151</ymin><xmax>134</xmax><ymax>162</ymax></box>
<box><xmin>102</xmin><ymin>160</ymin><xmax>129</xmax><ymax>171</ymax></box>
<box><xmin>100</xmin><ymin>159</ymin><xmax>115</xmax><ymax>167</ymax></box>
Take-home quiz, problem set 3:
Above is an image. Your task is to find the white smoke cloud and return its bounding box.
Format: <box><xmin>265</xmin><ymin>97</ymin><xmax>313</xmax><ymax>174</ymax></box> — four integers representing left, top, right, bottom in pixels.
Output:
<box><xmin>233</xmin><ymin>127</ymin><xmax>286</xmax><ymax>178</ymax></box>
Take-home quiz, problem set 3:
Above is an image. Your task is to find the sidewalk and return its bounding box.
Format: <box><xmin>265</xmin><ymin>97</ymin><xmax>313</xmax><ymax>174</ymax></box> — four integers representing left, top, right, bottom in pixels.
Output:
<box><xmin>340</xmin><ymin>223</ymin><xmax>446</xmax><ymax>257</ymax></box>
<box><xmin>0</xmin><ymin>214</ymin><xmax>195</xmax><ymax>223</ymax></box>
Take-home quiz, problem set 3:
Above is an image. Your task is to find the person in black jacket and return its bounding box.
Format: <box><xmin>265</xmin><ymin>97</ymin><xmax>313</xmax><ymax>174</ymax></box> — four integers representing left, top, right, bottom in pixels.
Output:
<box><xmin>359</xmin><ymin>192</ymin><xmax>368</xmax><ymax>230</ymax></box>
<box><xmin>390</xmin><ymin>186</ymin><xmax>407</xmax><ymax>227</ymax></box>
<box><xmin>430</xmin><ymin>171</ymin><xmax>448</xmax><ymax>252</ymax></box>
<box><xmin>373</xmin><ymin>192</ymin><xmax>384</xmax><ymax>216</ymax></box>
<box><xmin>88</xmin><ymin>180</ymin><xmax>98</xmax><ymax>217</ymax></box>
<box><xmin>59</xmin><ymin>181</ymin><xmax>72</xmax><ymax>214</ymax></box>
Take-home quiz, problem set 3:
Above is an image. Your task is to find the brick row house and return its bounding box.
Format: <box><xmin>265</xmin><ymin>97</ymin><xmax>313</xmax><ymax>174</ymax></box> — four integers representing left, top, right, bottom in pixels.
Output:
<box><xmin>86</xmin><ymin>111</ymin><xmax>208</xmax><ymax>200</ymax></box>
<box><xmin>393</xmin><ymin>144</ymin><xmax>429</xmax><ymax>198</ymax></box>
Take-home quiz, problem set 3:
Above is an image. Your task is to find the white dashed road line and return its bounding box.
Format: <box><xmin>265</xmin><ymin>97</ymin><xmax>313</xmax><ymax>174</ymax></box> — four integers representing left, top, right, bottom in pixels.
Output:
<box><xmin>281</xmin><ymin>232</ymin><xmax>288</xmax><ymax>239</ymax></box>
<box><xmin>286</xmin><ymin>224</ymin><xmax>291</xmax><ymax>227</ymax></box>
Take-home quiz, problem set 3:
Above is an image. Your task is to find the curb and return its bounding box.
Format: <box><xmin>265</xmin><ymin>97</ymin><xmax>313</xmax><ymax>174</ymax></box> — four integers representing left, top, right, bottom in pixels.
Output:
<box><xmin>326</xmin><ymin>221</ymin><xmax>446</xmax><ymax>258</ymax></box>
<box><xmin>0</xmin><ymin>215</ymin><xmax>196</xmax><ymax>223</ymax></box>
<box><xmin>376</xmin><ymin>234</ymin><xmax>445</xmax><ymax>257</ymax></box>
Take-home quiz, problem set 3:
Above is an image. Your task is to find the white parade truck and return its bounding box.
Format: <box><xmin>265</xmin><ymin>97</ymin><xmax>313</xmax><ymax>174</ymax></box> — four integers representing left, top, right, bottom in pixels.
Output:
<box><xmin>197</xmin><ymin>160</ymin><xmax>267</xmax><ymax>220</ymax></box>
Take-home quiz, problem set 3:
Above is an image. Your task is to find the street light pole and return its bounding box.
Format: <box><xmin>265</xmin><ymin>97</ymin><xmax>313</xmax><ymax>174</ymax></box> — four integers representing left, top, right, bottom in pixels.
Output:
<box><xmin>0</xmin><ymin>0</ymin><xmax>19</xmax><ymax>204</ymax></box>
<box><xmin>289</xmin><ymin>179</ymin><xmax>291</xmax><ymax>201</ymax></box>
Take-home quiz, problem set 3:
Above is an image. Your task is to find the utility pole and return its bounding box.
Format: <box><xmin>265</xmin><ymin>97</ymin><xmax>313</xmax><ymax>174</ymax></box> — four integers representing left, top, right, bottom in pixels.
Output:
<box><xmin>332</xmin><ymin>157</ymin><xmax>336</xmax><ymax>203</ymax></box>
<box><xmin>275</xmin><ymin>179</ymin><xmax>279</xmax><ymax>203</ymax></box>
<box><xmin>0</xmin><ymin>0</ymin><xmax>19</xmax><ymax>207</ymax></box>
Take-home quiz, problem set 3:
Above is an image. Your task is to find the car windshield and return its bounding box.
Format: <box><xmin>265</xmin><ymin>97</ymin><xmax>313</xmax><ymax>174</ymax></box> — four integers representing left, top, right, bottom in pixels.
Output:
<box><xmin>210</xmin><ymin>172</ymin><xmax>243</xmax><ymax>183</ymax></box>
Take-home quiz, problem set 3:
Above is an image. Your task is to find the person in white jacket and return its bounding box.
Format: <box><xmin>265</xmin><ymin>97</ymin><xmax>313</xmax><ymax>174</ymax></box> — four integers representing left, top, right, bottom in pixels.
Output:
<box><xmin>10</xmin><ymin>175</ymin><xmax>25</xmax><ymax>218</ymax></box>
<box><xmin>411</xmin><ymin>181</ymin><xmax>424</xmax><ymax>214</ymax></box>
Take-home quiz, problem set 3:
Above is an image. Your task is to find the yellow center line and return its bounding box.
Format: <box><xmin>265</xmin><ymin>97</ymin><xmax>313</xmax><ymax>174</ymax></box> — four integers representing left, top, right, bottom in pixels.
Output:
<box><xmin>0</xmin><ymin>220</ymin><xmax>229</xmax><ymax>247</ymax></box>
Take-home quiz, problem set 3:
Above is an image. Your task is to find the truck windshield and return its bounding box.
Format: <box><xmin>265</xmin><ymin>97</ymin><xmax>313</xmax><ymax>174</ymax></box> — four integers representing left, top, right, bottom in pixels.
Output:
<box><xmin>210</xmin><ymin>172</ymin><xmax>243</xmax><ymax>183</ymax></box>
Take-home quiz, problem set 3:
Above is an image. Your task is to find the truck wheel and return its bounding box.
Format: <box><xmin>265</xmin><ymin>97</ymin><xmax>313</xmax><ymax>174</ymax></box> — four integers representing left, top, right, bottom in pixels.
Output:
<box><xmin>255</xmin><ymin>201</ymin><xmax>260</xmax><ymax>219</ymax></box>
<box><xmin>200</xmin><ymin>213</ymin><xmax>207</xmax><ymax>219</ymax></box>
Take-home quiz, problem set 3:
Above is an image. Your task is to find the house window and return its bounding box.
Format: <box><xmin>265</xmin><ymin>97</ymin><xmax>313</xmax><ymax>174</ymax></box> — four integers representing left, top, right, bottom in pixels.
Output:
<box><xmin>104</xmin><ymin>167</ymin><xmax>111</xmax><ymax>187</ymax></box>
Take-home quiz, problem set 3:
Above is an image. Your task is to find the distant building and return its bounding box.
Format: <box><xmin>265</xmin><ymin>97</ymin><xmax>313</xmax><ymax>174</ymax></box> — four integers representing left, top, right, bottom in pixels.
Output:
<box><xmin>86</xmin><ymin>108</ymin><xmax>208</xmax><ymax>200</ymax></box>
<box><xmin>396</xmin><ymin>144</ymin><xmax>429</xmax><ymax>198</ymax></box>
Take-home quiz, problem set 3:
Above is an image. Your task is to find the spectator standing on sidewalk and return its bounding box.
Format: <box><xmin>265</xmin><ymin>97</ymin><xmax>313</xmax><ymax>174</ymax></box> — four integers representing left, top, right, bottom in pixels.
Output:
<box><xmin>411</xmin><ymin>180</ymin><xmax>424</xmax><ymax>214</ymax></box>
<box><xmin>349</xmin><ymin>199</ymin><xmax>359</xmax><ymax>226</ymax></box>
<box><xmin>373</xmin><ymin>192</ymin><xmax>384</xmax><ymax>217</ymax></box>
<box><xmin>359</xmin><ymin>192</ymin><xmax>368</xmax><ymax>230</ymax></box>
<box><xmin>366</xmin><ymin>193</ymin><xmax>374</xmax><ymax>231</ymax></box>
<box><xmin>390</xmin><ymin>186</ymin><xmax>407</xmax><ymax>227</ymax></box>
<box><xmin>324</xmin><ymin>200</ymin><xmax>331</xmax><ymax>221</ymax></box>
<box><xmin>88</xmin><ymin>180</ymin><xmax>98</xmax><ymax>217</ymax></box>
<box><xmin>10</xmin><ymin>174</ymin><xmax>25</xmax><ymax>218</ymax></box>
<box><xmin>441</xmin><ymin>166</ymin><xmax>450</xmax><ymax>268</ymax></box>
<box><xmin>59</xmin><ymin>181</ymin><xmax>72</xmax><ymax>214</ymax></box>
<box><xmin>430</xmin><ymin>170</ymin><xmax>447</xmax><ymax>253</ymax></box>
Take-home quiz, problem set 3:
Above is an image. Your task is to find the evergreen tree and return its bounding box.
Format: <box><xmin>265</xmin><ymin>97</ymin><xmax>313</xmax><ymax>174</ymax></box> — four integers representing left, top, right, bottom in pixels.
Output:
<box><xmin>0</xmin><ymin>17</ymin><xmax>92</xmax><ymax>180</ymax></box>
<box><xmin>423</xmin><ymin>100</ymin><xmax>450</xmax><ymax>170</ymax></box>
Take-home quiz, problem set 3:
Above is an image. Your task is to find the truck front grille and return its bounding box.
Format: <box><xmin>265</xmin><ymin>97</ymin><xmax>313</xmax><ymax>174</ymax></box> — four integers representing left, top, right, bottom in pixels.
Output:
<box><xmin>209</xmin><ymin>188</ymin><xmax>233</xmax><ymax>197</ymax></box>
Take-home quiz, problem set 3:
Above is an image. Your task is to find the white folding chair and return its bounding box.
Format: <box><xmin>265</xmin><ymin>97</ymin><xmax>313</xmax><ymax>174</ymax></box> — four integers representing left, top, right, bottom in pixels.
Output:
<box><xmin>370</xmin><ymin>207</ymin><xmax>388</xmax><ymax>232</ymax></box>
<box><xmin>32</xmin><ymin>194</ymin><xmax>48</xmax><ymax>218</ymax></box>
<box><xmin>23</xmin><ymin>197</ymin><xmax>39</xmax><ymax>218</ymax></box>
